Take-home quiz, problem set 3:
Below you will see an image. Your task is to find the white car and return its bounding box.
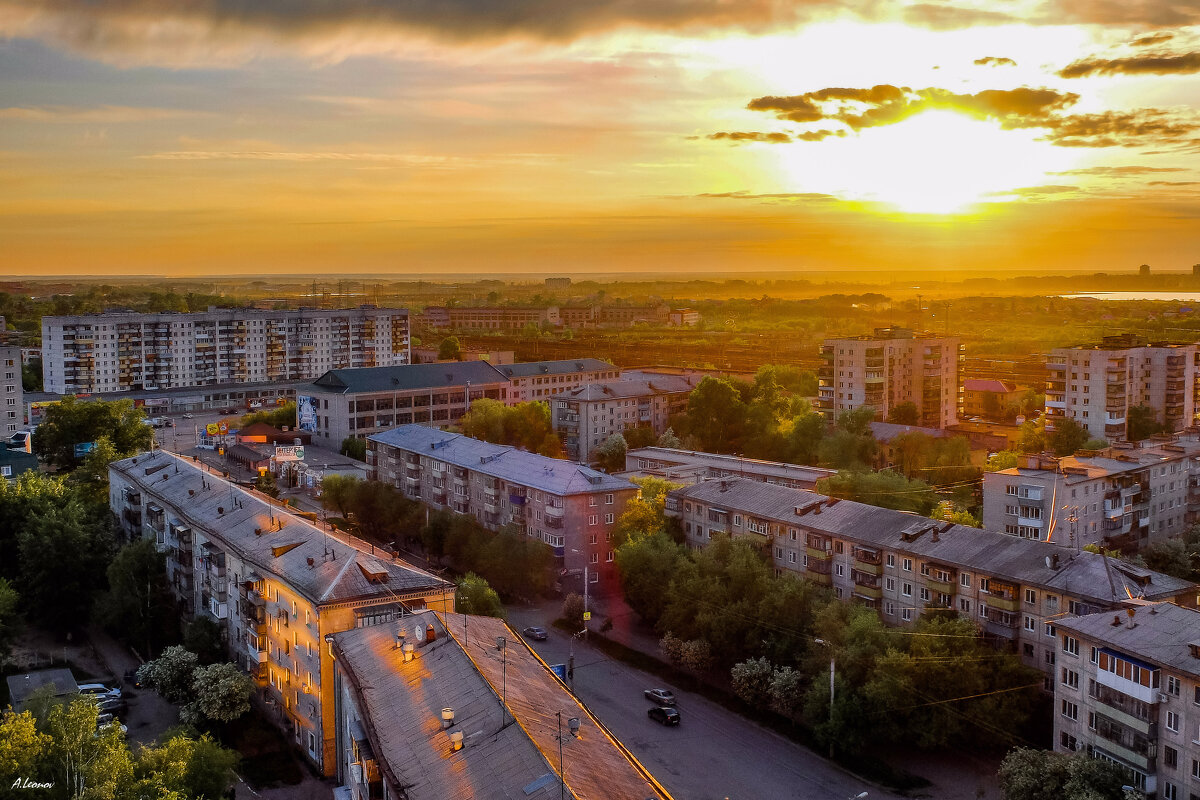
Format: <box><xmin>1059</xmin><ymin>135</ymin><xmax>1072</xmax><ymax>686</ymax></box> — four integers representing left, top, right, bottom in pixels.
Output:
<box><xmin>78</xmin><ymin>683</ymin><xmax>121</xmax><ymax>700</ymax></box>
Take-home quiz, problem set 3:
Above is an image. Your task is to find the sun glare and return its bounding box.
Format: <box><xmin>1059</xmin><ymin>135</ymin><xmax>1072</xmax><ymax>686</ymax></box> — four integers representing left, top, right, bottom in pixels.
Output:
<box><xmin>776</xmin><ymin>110</ymin><xmax>1071</xmax><ymax>214</ymax></box>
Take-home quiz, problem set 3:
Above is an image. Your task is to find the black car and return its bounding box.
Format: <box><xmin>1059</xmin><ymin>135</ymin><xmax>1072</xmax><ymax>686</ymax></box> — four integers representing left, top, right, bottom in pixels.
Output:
<box><xmin>648</xmin><ymin>706</ymin><xmax>680</xmax><ymax>726</ymax></box>
<box><xmin>522</xmin><ymin>626</ymin><xmax>549</xmax><ymax>641</ymax></box>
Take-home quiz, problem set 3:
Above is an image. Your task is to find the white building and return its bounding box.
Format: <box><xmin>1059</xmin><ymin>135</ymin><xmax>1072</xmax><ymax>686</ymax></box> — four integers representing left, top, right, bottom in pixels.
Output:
<box><xmin>42</xmin><ymin>306</ymin><xmax>409</xmax><ymax>394</ymax></box>
<box><xmin>1046</xmin><ymin>334</ymin><xmax>1200</xmax><ymax>442</ymax></box>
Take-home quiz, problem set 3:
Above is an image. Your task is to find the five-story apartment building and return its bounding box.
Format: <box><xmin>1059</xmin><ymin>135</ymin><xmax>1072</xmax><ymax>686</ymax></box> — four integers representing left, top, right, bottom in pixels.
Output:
<box><xmin>0</xmin><ymin>346</ymin><xmax>22</xmax><ymax>436</ymax></box>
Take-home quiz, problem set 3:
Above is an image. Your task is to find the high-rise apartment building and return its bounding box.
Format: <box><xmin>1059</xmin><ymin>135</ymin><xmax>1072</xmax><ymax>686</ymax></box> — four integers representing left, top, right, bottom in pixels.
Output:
<box><xmin>42</xmin><ymin>306</ymin><xmax>409</xmax><ymax>394</ymax></box>
<box><xmin>1053</xmin><ymin>602</ymin><xmax>1200</xmax><ymax>798</ymax></box>
<box><xmin>0</xmin><ymin>347</ymin><xmax>22</xmax><ymax>436</ymax></box>
<box><xmin>1045</xmin><ymin>334</ymin><xmax>1199</xmax><ymax>442</ymax></box>
<box><xmin>818</xmin><ymin>328</ymin><xmax>961</xmax><ymax>428</ymax></box>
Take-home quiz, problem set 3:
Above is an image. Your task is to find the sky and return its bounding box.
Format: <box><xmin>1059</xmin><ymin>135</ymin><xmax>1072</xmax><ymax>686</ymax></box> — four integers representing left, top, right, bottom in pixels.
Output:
<box><xmin>1</xmin><ymin>0</ymin><xmax>1198</xmax><ymax>277</ymax></box>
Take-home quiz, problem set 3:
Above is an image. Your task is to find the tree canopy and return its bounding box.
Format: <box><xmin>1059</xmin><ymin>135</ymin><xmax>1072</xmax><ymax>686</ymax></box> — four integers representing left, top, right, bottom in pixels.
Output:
<box><xmin>33</xmin><ymin>396</ymin><xmax>153</xmax><ymax>469</ymax></box>
<box><xmin>459</xmin><ymin>398</ymin><xmax>562</xmax><ymax>457</ymax></box>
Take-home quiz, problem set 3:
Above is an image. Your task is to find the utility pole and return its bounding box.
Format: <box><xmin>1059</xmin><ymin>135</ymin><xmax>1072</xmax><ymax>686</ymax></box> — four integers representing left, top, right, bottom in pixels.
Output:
<box><xmin>815</xmin><ymin>638</ymin><xmax>835</xmax><ymax>760</ymax></box>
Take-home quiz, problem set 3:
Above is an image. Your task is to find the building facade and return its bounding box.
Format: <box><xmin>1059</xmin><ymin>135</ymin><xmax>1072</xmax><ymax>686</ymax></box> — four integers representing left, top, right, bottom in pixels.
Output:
<box><xmin>983</xmin><ymin>437</ymin><xmax>1200</xmax><ymax>551</ymax></box>
<box><xmin>296</xmin><ymin>361</ymin><xmax>511</xmax><ymax>445</ymax></box>
<box><xmin>551</xmin><ymin>376</ymin><xmax>697</xmax><ymax>462</ymax></box>
<box><xmin>1054</xmin><ymin>603</ymin><xmax>1200</xmax><ymax>797</ymax></box>
<box><xmin>109</xmin><ymin>451</ymin><xmax>452</xmax><ymax>776</ymax></box>
<box><xmin>962</xmin><ymin>378</ymin><xmax>1026</xmax><ymax>419</ymax></box>
<box><xmin>416</xmin><ymin>306</ymin><xmax>561</xmax><ymax>332</ymax></box>
<box><xmin>623</xmin><ymin>447</ymin><xmax>835</xmax><ymax>489</ymax></box>
<box><xmin>495</xmin><ymin>359</ymin><xmax>619</xmax><ymax>403</ymax></box>
<box><xmin>368</xmin><ymin>425</ymin><xmax>637</xmax><ymax>593</ymax></box>
<box><xmin>43</xmin><ymin>306</ymin><xmax>410</xmax><ymax>394</ymax></box>
<box><xmin>818</xmin><ymin>328</ymin><xmax>962</xmax><ymax>429</ymax></box>
<box><xmin>1046</xmin><ymin>335</ymin><xmax>1200</xmax><ymax>442</ymax></box>
<box><xmin>0</xmin><ymin>346</ymin><xmax>22</xmax><ymax>436</ymax></box>
<box><xmin>666</xmin><ymin>478</ymin><xmax>1197</xmax><ymax>684</ymax></box>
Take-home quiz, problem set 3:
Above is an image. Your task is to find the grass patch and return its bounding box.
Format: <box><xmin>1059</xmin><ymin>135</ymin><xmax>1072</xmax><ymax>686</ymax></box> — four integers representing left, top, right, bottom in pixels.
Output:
<box><xmin>554</xmin><ymin>619</ymin><xmax>929</xmax><ymax>794</ymax></box>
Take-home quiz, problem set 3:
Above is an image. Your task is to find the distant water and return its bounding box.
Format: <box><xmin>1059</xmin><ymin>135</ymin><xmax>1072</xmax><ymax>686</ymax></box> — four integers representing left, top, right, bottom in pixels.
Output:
<box><xmin>1059</xmin><ymin>292</ymin><xmax>1200</xmax><ymax>302</ymax></box>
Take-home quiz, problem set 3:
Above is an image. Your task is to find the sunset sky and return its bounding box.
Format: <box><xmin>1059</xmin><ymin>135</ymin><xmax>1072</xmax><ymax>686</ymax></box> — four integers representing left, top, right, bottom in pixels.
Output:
<box><xmin>1</xmin><ymin>1</ymin><xmax>1198</xmax><ymax>276</ymax></box>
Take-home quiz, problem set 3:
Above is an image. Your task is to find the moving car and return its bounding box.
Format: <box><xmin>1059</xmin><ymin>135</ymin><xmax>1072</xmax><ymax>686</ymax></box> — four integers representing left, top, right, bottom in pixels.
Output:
<box><xmin>648</xmin><ymin>707</ymin><xmax>680</xmax><ymax>726</ymax></box>
<box><xmin>522</xmin><ymin>626</ymin><xmax>549</xmax><ymax>641</ymax></box>
<box><xmin>644</xmin><ymin>688</ymin><xmax>676</xmax><ymax>706</ymax></box>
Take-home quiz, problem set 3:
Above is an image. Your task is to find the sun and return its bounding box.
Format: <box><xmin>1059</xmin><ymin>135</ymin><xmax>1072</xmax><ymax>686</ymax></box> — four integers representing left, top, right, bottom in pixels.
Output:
<box><xmin>775</xmin><ymin>110</ymin><xmax>1071</xmax><ymax>214</ymax></box>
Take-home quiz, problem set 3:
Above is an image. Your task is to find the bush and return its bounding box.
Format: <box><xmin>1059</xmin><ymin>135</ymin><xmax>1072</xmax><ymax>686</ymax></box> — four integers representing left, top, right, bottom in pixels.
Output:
<box><xmin>562</xmin><ymin>593</ymin><xmax>585</xmax><ymax>630</ymax></box>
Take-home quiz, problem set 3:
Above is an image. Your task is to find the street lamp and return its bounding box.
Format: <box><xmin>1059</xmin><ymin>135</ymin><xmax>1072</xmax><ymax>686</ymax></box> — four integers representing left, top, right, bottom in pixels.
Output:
<box><xmin>496</xmin><ymin>636</ymin><xmax>509</xmax><ymax>728</ymax></box>
<box><xmin>555</xmin><ymin>710</ymin><xmax>580</xmax><ymax>800</ymax></box>
<box><xmin>814</xmin><ymin>638</ymin><xmax>835</xmax><ymax>760</ymax></box>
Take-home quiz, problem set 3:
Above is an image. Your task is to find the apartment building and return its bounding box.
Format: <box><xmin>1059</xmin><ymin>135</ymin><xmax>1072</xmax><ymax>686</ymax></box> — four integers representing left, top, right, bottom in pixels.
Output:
<box><xmin>416</xmin><ymin>306</ymin><xmax>561</xmax><ymax>332</ymax></box>
<box><xmin>0</xmin><ymin>346</ymin><xmax>22</xmax><ymax>436</ymax></box>
<box><xmin>1054</xmin><ymin>603</ymin><xmax>1200</xmax><ymax>797</ymax></box>
<box><xmin>496</xmin><ymin>359</ymin><xmax>619</xmax><ymax>402</ymax></box>
<box><xmin>551</xmin><ymin>375</ymin><xmax>697</xmax><ymax>462</ymax></box>
<box><xmin>330</xmin><ymin>611</ymin><xmax>671</xmax><ymax>800</ymax></box>
<box><xmin>368</xmin><ymin>425</ymin><xmax>638</xmax><ymax>593</ymax></box>
<box><xmin>108</xmin><ymin>451</ymin><xmax>452</xmax><ymax>776</ymax></box>
<box><xmin>666</xmin><ymin>478</ymin><xmax>1197</xmax><ymax>684</ymax></box>
<box><xmin>983</xmin><ymin>436</ymin><xmax>1200</xmax><ymax>551</ymax></box>
<box><xmin>296</xmin><ymin>361</ymin><xmax>511</xmax><ymax>445</ymax></box>
<box><xmin>1045</xmin><ymin>334</ymin><xmax>1200</xmax><ymax>442</ymax></box>
<box><xmin>624</xmin><ymin>447</ymin><xmax>835</xmax><ymax>489</ymax></box>
<box><xmin>818</xmin><ymin>327</ymin><xmax>962</xmax><ymax>429</ymax></box>
<box><xmin>42</xmin><ymin>306</ymin><xmax>410</xmax><ymax>394</ymax></box>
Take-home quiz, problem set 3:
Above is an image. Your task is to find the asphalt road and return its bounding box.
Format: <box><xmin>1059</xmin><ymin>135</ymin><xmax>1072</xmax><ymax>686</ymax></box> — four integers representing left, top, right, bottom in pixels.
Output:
<box><xmin>507</xmin><ymin>607</ymin><xmax>894</xmax><ymax>800</ymax></box>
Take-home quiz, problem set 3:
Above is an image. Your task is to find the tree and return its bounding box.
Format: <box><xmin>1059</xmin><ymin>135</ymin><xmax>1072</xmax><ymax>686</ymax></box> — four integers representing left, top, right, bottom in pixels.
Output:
<box><xmin>133</xmin><ymin>733</ymin><xmax>239</xmax><ymax>800</ymax></box>
<box><xmin>986</xmin><ymin>450</ymin><xmax>1022</xmax><ymax>472</ymax></box>
<box><xmin>768</xmin><ymin>666</ymin><xmax>805</xmax><ymax>718</ymax></box>
<box><xmin>340</xmin><ymin>436</ymin><xmax>366</xmax><ymax>461</ymax></box>
<box><xmin>836</xmin><ymin>406</ymin><xmax>875</xmax><ymax>436</ymax></box>
<box><xmin>615</xmin><ymin>533</ymin><xmax>684</xmax><ymax>625</ymax></box>
<box><xmin>731</xmin><ymin>657</ymin><xmax>774</xmax><ymax>708</ymax></box>
<box><xmin>17</xmin><ymin>496</ymin><xmax>115</xmax><ymax>631</ymax></box>
<box><xmin>817</xmin><ymin>470</ymin><xmax>938</xmax><ymax>515</ymax></box>
<box><xmin>182</xmin><ymin>663</ymin><xmax>255</xmax><ymax>726</ymax></box>
<box><xmin>40</xmin><ymin>697</ymin><xmax>133</xmax><ymax>799</ymax></box>
<box><xmin>1047</xmin><ymin>418</ymin><xmax>1089</xmax><ymax>457</ymax></box>
<box><xmin>594</xmin><ymin>433</ymin><xmax>627</xmax><ymax>472</ymax></box>
<box><xmin>656</xmin><ymin>428</ymin><xmax>683</xmax><ymax>449</ymax></box>
<box><xmin>0</xmin><ymin>579</ymin><xmax>20</xmax><ymax>662</ymax></box>
<box><xmin>138</xmin><ymin>645</ymin><xmax>200</xmax><ymax>703</ymax></box>
<box><xmin>678</xmin><ymin>638</ymin><xmax>713</xmax><ymax>673</ymax></box>
<box><xmin>624</xmin><ymin>426</ymin><xmax>657</xmax><ymax>449</ymax></box>
<box><xmin>21</xmin><ymin>357</ymin><xmax>42</xmax><ymax>392</ymax></box>
<box><xmin>997</xmin><ymin>747</ymin><xmax>1130</xmax><ymax>800</ymax></box>
<box><xmin>460</xmin><ymin>399</ymin><xmax>562</xmax><ymax>457</ymax></box>
<box><xmin>886</xmin><ymin>401</ymin><xmax>920</xmax><ymax>425</ymax></box>
<box><xmin>33</xmin><ymin>396</ymin><xmax>153</xmax><ymax>469</ymax></box>
<box><xmin>562</xmin><ymin>593</ymin><xmax>585</xmax><ymax>629</ymax></box>
<box><xmin>929</xmin><ymin>501</ymin><xmax>980</xmax><ymax>527</ymax></box>
<box><xmin>240</xmin><ymin>402</ymin><xmax>297</xmax><ymax>429</ymax></box>
<box><xmin>183</xmin><ymin>618</ymin><xmax>227</xmax><ymax>665</ymax></box>
<box><xmin>1016</xmin><ymin>418</ymin><xmax>1045</xmax><ymax>453</ymax></box>
<box><xmin>255</xmin><ymin>470</ymin><xmax>280</xmax><ymax>498</ymax></box>
<box><xmin>71</xmin><ymin>436</ymin><xmax>120</xmax><ymax>505</ymax></box>
<box><xmin>456</xmin><ymin>573</ymin><xmax>505</xmax><ymax>618</ymax></box>
<box><xmin>1126</xmin><ymin>405</ymin><xmax>1163</xmax><ymax>442</ymax></box>
<box><xmin>683</xmin><ymin>377</ymin><xmax>747</xmax><ymax>452</ymax></box>
<box><xmin>96</xmin><ymin>538</ymin><xmax>178</xmax><ymax>658</ymax></box>
<box><xmin>1140</xmin><ymin>524</ymin><xmax>1200</xmax><ymax>581</ymax></box>
<box><xmin>817</xmin><ymin>429</ymin><xmax>876</xmax><ymax>470</ymax></box>
<box><xmin>1082</xmin><ymin>437</ymin><xmax>1109</xmax><ymax>450</ymax></box>
<box><xmin>612</xmin><ymin>477</ymin><xmax>682</xmax><ymax>548</ymax></box>
<box><xmin>0</xmin><ymin>710</ymin><xmax>50</xmax><ymax>789</ymax></box>
<box><xmin>320</xmin><ymin>474</ymin><xmax>360</xmax><ymax>518</ymax></box>
<box><xmin>438</xmin><ymin>336</ymin><xmax>463</xmax><ymax>361</ymax></box>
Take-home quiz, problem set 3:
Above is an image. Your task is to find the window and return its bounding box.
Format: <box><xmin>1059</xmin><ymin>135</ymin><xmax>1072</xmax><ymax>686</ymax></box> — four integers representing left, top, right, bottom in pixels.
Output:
<box><xmin>834</xmin><ymin>541</ymin><xmax>844</xmax><ymax>554</ymax></box>
<box><xmin>1167</xmin><ymin>710</ymin><xmax>1180</xmax><ymax>732</ymax></box>
<box><xmin>902</xmin><ymin>558</ymin><xmax>912</xmax><ymax>571</ymax></box>
<box><xmin>1192</xmin><ymin>760</ymin><xmax>1200</xmax><ymax>780</ymax></box>
<box><xmin>885</xmin><ymin>577</ymin><xmax>896</xmax><ymax>591</ymax></box>
<box><xmin>959</xmin><ymin>599</ymin><xmax>971</xmax><ymax>613</ymax></box>
<box><xmin>1025</xmin><ymin>589</ymin><xmax>1037</xmax><ymax>604</ymax></box>
<box><xmin>590</xmin><ymin>534</ymin><xmax>598</xmax><ymax>545</ymax></box>
<box><xmin>1167</xmin><ymin>675</ymin><xmax>1181</xmax><ymax>696</ymax></box>
<box><xmin>902</xmin><ymin>582</ymin><xmax>912</xmax><ymax>597</ymax></box>
<box><xmin>605</xmin><ymin>513</ymin><xmax>614</xmax><ymax>524</ymax></box>
<box><xmin>960</xmin><ymin>572</ymin><xmax>971</xmax><ymax>588</ymax></box>
<box><xmin>1059</xmin><ymin>732</ymin><xmax>1077</xmax><ymax>751</ymax></box>
<box><xmin>1062</xmin><ymin>635</ymin><xmax>1079</xmax><ymax>656</ymax></box>
<box><xmin>835</xmin><ymin>564</ymin><xmax>844</xmax><ymax>577</ymax></box>
<box><xmin>920</xmin><ymin>587</ymin><xmax>930</xmax><ymax>602</ymax></box>
<box><xmin>1061</xmin><ymin>668</ymin><xmax>1079</xmax><ymax>689</ymax></box>
<box><xmin>884</xmin><ymin>602</ymin><xmax>895</xmax><ymax>616</ymax></box>
<box><xmin>886</xmin><ymin>554</ymin><xmax>895</xmax><ymax>568</ymax></box>
<box><xmin>605</xmin><ymin>493</ymin><xmax>614</xmax><ymax>504</ymax></box>
<box><xmin>1045</xmin><ymin>623</ymin><xmax>1056</xmax><ymax>638</ymax></box>
<box><xmin>589</xmin><ymin>515</ymin><xmax>598</xmax><ymax>526</ymax></box>
<box><xmin>589</xmin><ymin>497</ymin><xmax>597</xmax><ymax>507</ymax></box>
<box><xmin>1024</xmin><ymin>616</ymin><xmax>1037</xmax><ymax>632</ymax></box>
<box><xmin>1164</xmin><ymin>746</ymin><xmax>1178</xmax><ymax>769</ymax></box>
<box><xmin>1161</xmin><ymin>783</ymin><xmax>1177</xmax><ymax>800</ymax></box>
<box><xmin>901</xmin><ymin>608</ymin><xmax>912</xmax><ymax>622</ymax></box>
<box><xmin>1060</xmin><ymin>700</ymin><xmax>1078</xmax><ymax>720</ymax></box>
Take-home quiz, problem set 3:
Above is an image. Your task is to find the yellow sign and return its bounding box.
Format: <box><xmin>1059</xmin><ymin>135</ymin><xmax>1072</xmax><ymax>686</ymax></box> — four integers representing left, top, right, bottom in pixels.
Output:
<box><xmin>205</xmin><ymin>423</ymin><xmax>219</xmax><ymax>436</ymax></box>
<box><xmin>582</xmin><ymin>612</ymin><xmax>591</xmax><ymax>621</ymax></box>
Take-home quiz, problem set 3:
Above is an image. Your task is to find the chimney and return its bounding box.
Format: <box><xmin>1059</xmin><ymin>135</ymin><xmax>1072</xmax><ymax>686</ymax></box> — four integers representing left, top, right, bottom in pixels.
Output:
<box><xmin>1126</xmin><ymin>607</ymin><xmax>1137</xmax><ymax>629</ymax></box>
<box><xmin>449</xmin><ymin>731</ymin><xmax>464</xmax><ymax>752</ymax></box>
<box><xmin>441</xmin><ymin>708</ymin><xmax>455</xmax><ymax>729</ymax></box>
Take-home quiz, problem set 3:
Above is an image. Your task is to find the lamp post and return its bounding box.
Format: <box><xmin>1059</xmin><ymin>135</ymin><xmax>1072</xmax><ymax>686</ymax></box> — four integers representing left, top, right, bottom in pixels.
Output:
<box><xmin>814</xmin><ymin>637</ymin><xmax>835</xmax><ymax>760</ymax></box>
<box><xmin>496</xmin><ymin>636</ymin><xmax>508</xmax><ymax>728</ymax></box>
<box><xmin>556</xmin><ymin>710</ymin><xmax>580</xmax><ymax>800</ymax></box>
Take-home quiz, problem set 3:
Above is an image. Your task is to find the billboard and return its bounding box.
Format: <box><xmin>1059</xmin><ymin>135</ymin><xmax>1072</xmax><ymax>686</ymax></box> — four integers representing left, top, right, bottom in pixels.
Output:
<box><xmin>297</xmin><ymin>395</ymin><xmax>319</xmax><ymax>433</ymax></box>
<box><xmin>29</xmin><ymin>400</ymin><xmax>60</xmax><ymax>424</ymax></box>
<box><xmin>206</xmin><ymin>423</ymin><xmax>220</xmax><ymax>436</ymax></box>
<box><xmin>73</xmin><ymin>442</ymin><xmax>96</xmax><ymax>459</ymax></box>
<box><xmin>275</xmin><ymin>445</ymin><xmax>304</xmax><ymax>462</ymax></box>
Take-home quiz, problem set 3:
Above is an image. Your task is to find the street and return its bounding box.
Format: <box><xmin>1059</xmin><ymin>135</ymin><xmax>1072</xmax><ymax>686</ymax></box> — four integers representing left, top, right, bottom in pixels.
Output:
<box><xmin>507</xmin><ymin>606</ymin><xmax>896</xmax><ymax>800</ymax></box>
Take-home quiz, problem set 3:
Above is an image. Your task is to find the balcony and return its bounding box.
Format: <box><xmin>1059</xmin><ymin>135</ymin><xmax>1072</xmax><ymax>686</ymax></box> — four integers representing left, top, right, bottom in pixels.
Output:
<box><xmin>545</xmin><ymin>516</ymin><xmax>564</xmax><ymax>530</ymax></box>
<box><xmin>983</xmin><ymin>587</ymin><xmax>1019</xmax><ymax>612</ymax></box>
<box><xmin>926</xmin><ymin>577</ymin><xmax>955</xmax><ymax>595</ymax></box>
<box><xmin>806</xmin><ymin>545</ymin><xmax>831</xmax><ymax>561</ymax></box>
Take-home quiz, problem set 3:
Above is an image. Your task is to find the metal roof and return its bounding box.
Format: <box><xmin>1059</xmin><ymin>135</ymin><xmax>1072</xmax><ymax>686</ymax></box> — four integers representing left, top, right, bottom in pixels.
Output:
<box><xmin>1056</xmin><ymin>603</ymin><xmax>1200</xmax><ymax>677</ymax></box>
<box><xmin>370</xmin><ymin>425</ymin><xmax>636</xmax><ymax>496</ymax></box>
<box><xmin>550</xmin><ymin>376</ymin><xmax>697</xmax><ymax>402</ymax></box>
<box><xmin>304</xmin><ymin>361</ymin><xmax>510</xmax><ymax>395</ymax></box>
<box><xmin>495</xmin><ymin>359</ymin><xmax>615</xmax><ymax>378</ymax></box>
<box><xmin>625</xmin><ymin>447</ymin><xmax>835</xmax><ymax>484</ymax></box>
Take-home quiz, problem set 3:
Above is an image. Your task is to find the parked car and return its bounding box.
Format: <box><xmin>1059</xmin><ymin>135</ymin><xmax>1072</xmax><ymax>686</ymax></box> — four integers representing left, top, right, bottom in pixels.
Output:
<box><xmin>181</xmin><ymin>413</ymin><xmax>194</xmax><ymax>419</ymax></box>
<box><xmin>644</xmin><ymin>688</ymin><xmax>676</xmax><ymax>706</ymax></box>
<box><xmin>98</xmin><ymin>720</ymin><xmax>128</xmax><ymax>735</ymax></box>
<box><xmin>96</xmin><ymin>698</ymin><xmax>129</xmax><ymax>716</ymax></box>
<box><xmin>78</xmin><ymin>683</ymin><xmax>121</xmax><ymax>700</ymax></box>
<box><xmin>522</xmin><ymin>626</ymin><xmax>549</xmax><ymax>641</ymax></box>
<box><xmin>648</xmin><ymin>707</ymin><xmax>680</xmax><ymax>726</ymax></box>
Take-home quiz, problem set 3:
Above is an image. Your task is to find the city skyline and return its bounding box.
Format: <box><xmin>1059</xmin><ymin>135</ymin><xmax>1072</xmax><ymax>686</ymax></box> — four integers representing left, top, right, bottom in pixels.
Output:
<box><xmin>1</xmin><ymin>1</ymin><xmax>1198</xmax><ymax>275</ymax></box>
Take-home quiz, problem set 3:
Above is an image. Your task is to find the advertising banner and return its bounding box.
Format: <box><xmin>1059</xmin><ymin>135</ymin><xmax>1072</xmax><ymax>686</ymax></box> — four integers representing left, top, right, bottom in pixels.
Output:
<box><xmin>297</xmin><ymin>395</ymin><xmax>319</xmax><ymax>433</ymax></box>
<box><xmin>274</xmin><ymin>445</ymin><xmax>304</xmax><ymax>462</ymax></box>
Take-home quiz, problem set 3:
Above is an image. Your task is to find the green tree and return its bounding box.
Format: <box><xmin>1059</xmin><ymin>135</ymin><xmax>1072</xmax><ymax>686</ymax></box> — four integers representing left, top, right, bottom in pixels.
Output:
<box><xmin>96</xmin><ymin>538</ymin><xmax>178</xmax><ymax>658</ymax></box>
<box><xmin>240</xmin><ymin>401</ymin><xmax>297</xmax><ymax>429</ymax></box>
<box><xmin>836</xmin><ymin>406</ymin><xmax>875</xmax><ymax>436</ymax></box>
<box><xmin>683</xmin><ymin>377</ymin><xmax>747</xmax><ymax>452</ymax></box>
<box><xmin>986</xmin><ymin>450</ymin><xmax>1022</xmax><ymax>472</ymax></box>
<box><xmin>817</xmin><ymin>470</ymin><xmax>938</xmax><ymax>515</ymax></box>
<box><xmin>71</xmin><ymin>436</ymin><xmax>121</xmax><ymax>505</ymax></box>
<box><xmin>132</xmin><ymin>733</ymin><xmax>239</xmax><ymax>800</ymax></box>
<box><xmin>768</xmin><ymin>666</ymin><xmax>806</xmax><ymax>718</ymax></box>
<box><xmin>460</xmin><ymin>399</ymin><xmax>562</xmax><ymax>457</ymax></box>
<box><xmin>929</xmin><ymin>501</ymin><xmax>980</xmax><ymax>527</ymax></box>
<box><xmin>138</xmin><ymin>645</ymin><xmax>200</xmax><ymax>703</ymax></box>
<box><xmin>0</xmin><ymin>579</ymin><xmax>20</xmax><ymax>662</ymax></box>
<box><xmin>21</xmin><ymin>357</ymin><xmax>43</xmax><ymax>392</ymax></box>
<box><xmin>456</xmin><ymin>573</ymin><xmax>505</xmax><ymax>618</ymax></box>
<box><xmin>562</xmin><ymin>593</ymin><xmax>585</xmax><ymax>629</ymax></box>
<box><xmin>183</xmin><ymin>618</ymin><xmax>227</xmax><ymax>665</ymax></box>
<box><xmin>33</xmin><ymin>396</ymin><xmax>153</xmax><ymax>469</ymax></box>
<box><xmin>0</xmin><ymin>709</ymin><xmax>51</xmax><ymax>789</ymax></box>
<box><xmin>594</xmin><ymin>433</ymin><xmax>628</xmax><ymax>472</ymax></box>
<box><xmin>320</xmin><ymin>474</ymin><xmax>360</xmax><ymax>518</ymax></box>
<box><xmin>1140</xmin><ymin>524</ymin><xmax>1200</xmax><ymax>581</ymax></box>
<box><xmin>623</xmin><ymin>426</ymin><xmax>657</xmax><ymax>449</ymax></box>
<box><xmin>17</xmin><ymin>497</ymin><xmax>115</xmax><ymax>631</ymax></box>
<box><xmin>731</xmin><ymin>657</ymin><xmax>774</xmax><ymax>708</ymax></box>
<box><xmin>438</xmin><ymin>336</ymin><xmax>463</xmax><ymax>361</ymax></box>
<box><xmin>997</xmin><ymin>747</ymin><xmax>1130</xmax><ymax>800</ymax></box>
<box><xmin>817</xmin><ymin>429</ymin><xmax>876</xmax><ymax>470</ymax></box>
<box><xmin>1016</xmin><ymin>418</ymin><xmax>1045</xmax><ymax>454</ymax></box>
<box><xmin>254</xmin><ymin>470</ymin><xmax>280</xmax><ymax>498</ymax></box>
<box><xmin>476</xmin><ymin>526</ymin><xmax>552</xmax><ymax>600</ymax></box>
<box><xmin>340</xmin><ymin>436</ymin><xmax>367</xmax><ymax>461</ymax></box>
<box><xmin>612</xmin><ymin>477</ymin><xmax>682</xmax><ymax>547</ymax></box>
<box><xmin>1047</xmin><ymin>418</ymin><xmax>1089</xmax><ymax>457</ymax></box>
<box><xmin>40</xmin><ymin>697</ymin><xmax>134</xmax><ymax>799</ymax></box>
<box><xmin>1082</xmin><ymin>437</ymin><xmax>1109</xmax><ymax>450</ymax></box>
<box><xmin>656</xmin><ymin>428</ymin><xmax>683</xmax><ymax>449</ymax></box>
<box><xmin>886</xmin><ymin>401</ymin><xmax>920</xmax><ymax>424</ymax></box>
<box><xmin>1126</xmin><ymin>405</ymin><xmax>1163</xmax><ymax>442</ymax></box>
<box><xmin>182</xmin><ymin>663</ymin><xmax>255</xmax><ymax>727</ymax></box>
<box><xmin>615</xmin><ymin>532</ymin><xmax>685</xmax><ymax>625</ymax></box>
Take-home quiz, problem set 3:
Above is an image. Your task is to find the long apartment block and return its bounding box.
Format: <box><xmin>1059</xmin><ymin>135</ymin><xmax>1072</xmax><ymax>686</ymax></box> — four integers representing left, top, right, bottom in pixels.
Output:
<box><xmin>818</xmin><ymin>327</ymin><xmax>962</xmax><ymax>429</ymax></box>
<box><xmin>1046</xmin><ymin>334</ymin><xmax>1200</xmax><ymax>442</ymax></box>
<box><xmin>983</xmin><ymin>437</ymin><xmax>1200</xmax><ymax>552</ymax></box>
<box><xmin>43</xmin><ymin>306</ymin><xmax>410</xmax><ymax>394</ymax></box>
<box><xmin>666</xmin><ymin>478</ymin><xmax>1197</xmax><ymax>684</ymax></box>
<box><xmin>367</xmin><ymin>424</ymin><xmax>638</xmax><ymax>593</ymax></box>
<box><xmin>109</xmin><ymin>450</ymin><xmax>452</xmax><ymax>776</ymax></box>
<box><xmin>1054</xmin><ymin>603</ymin><xmax>1200</xmax><ymax>797</ymax></box>
<box><xmin>551</xmin><ymin>375</ymin><xmax>696</xmax><ymax>462</ymax></box>
<box><xmin>624</xmin><ymin>446</ymin><xmax>835</xmax><ymax>490</ymax></box>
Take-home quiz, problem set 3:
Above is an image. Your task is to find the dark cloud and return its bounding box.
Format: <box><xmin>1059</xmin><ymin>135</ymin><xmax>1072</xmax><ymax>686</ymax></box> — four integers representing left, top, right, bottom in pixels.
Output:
<box><xmin>1055</xmin><ymin>165</ymin><xmax>1187</xmax><ymax>176</ymax></box>
<box><xmin>707</xmin><ymin>131</ymin><xmax>792</xmax><ymax>143</ymax></box>
<box><xmin>1039</xmin><ymin>110</ymin><xmax>1198</xmax><ymax>148</ymax></box>
<box><xmin>1059</xmin><ymin>51</ymin><xmax>1200</xmax><ymax>78</ymax></box>
<box><xmin>1131</xmin><ymin>31</ymin><xmax>1176</xmax><ymax>47</ymax></box>
<box><xmin>974</xmin><ymin>56</ymin><xmax>1017</xmax><ymax>67</ymax></box>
